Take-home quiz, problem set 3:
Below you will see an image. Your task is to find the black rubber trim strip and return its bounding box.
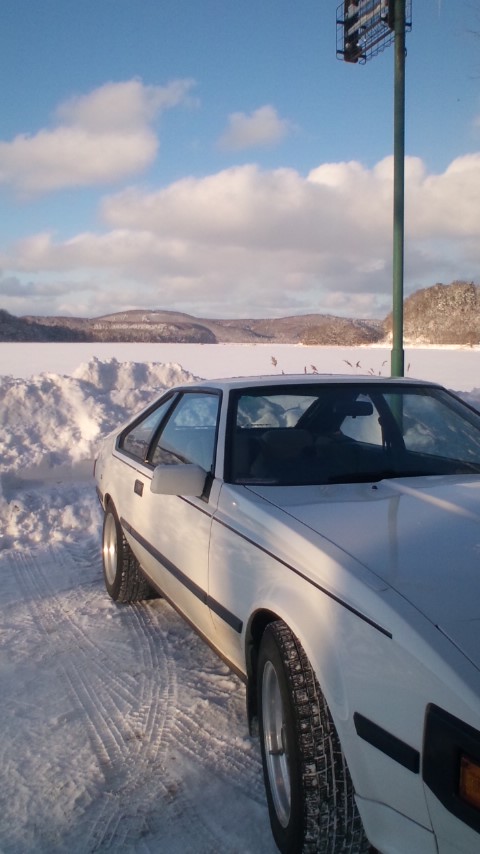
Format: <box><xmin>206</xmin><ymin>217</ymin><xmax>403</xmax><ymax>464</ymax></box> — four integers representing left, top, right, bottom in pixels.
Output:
<box><xmin>354</xmin><ymin>712</ymin><xmax>420</xmax><ymax>773</ymax></box>
<box><xmin>213</xmin><ymin>516</ymin><xmax>392</xmax><ymax>638</ymax></box>
<box><xmin>121</xmin><ymin>518</ymin><xmax>243</xmax><ymax>633</ymax></box>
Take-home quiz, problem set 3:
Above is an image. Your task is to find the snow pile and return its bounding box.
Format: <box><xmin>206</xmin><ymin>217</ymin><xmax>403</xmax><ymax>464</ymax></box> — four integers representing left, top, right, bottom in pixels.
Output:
<box><xmin>0</xmin><ymin>358</ymin><xmax>199</xmax><ymax>549</ymax></box>
<box><xmin>0</xmin><ymin>357</ymin><xmax>198</xmax><ymax>472</ymax></box>
<box><xmin>0</xmin><ymin>481</ymin><xmax>101</xmax><ymax>551</ymax></box>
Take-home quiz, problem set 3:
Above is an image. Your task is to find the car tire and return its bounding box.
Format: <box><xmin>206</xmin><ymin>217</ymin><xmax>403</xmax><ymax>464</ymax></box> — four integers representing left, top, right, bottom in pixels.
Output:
<box><xmin>257</xmin><ymin>620</ymin><xmax>370</xmax><ymax>854</ymax></box>
<box><xmin>102</xmin><ymin>503</ymin><xmax>152</xmax><ymax>603</ymax></box>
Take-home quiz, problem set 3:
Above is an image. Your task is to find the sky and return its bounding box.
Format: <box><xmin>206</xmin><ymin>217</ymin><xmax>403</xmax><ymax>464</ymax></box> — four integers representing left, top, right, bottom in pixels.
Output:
<box><xmin>0</xmin><ymin>0</ymin><xmax>479</xmax><ymax>321</ymax></box>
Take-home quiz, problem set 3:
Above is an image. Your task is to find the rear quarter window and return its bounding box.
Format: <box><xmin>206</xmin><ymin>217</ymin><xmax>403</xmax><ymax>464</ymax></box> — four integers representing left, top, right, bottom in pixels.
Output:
<box><xmin>119</xmin><ymin>397</ymin><xmax>174</xmax><ymax>461</ymax></box>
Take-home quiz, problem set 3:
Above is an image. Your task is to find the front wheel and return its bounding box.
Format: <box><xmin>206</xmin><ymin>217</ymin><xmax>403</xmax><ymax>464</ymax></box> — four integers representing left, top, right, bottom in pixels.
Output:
<box><xmin>257</xmin><ymin>621</ymin><xmax>370</xmax><ymax>854</ymax></box>
<box><xmin>102</xmin><ymin>503</ymin><xmax>152</xmax><ymax>603</ymax></box>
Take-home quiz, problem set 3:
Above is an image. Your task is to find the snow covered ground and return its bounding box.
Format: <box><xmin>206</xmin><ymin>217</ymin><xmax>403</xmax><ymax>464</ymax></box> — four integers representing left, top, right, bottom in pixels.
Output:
<box><xmin>1</xmin><ymin>343</ymin><xmax>479</xmax><ymax>854</ymax></box>
<box><xmin>2</xmin><ymin>340</ymin><xmax>480</xmax><ymax>390</ymax></box>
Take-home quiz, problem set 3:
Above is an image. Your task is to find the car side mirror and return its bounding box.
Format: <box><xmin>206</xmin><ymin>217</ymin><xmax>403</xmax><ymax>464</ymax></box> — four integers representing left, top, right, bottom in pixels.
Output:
<box><xmin>150</xmin><ymin>463</ymin><xmax>208</xmax><ymax>496</ymax></box>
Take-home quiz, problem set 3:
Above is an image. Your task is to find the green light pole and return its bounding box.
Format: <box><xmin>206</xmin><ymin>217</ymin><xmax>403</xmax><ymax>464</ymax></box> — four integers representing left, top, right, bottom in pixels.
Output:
<box><xmin>336</xmin><ymin>1</ymin><xmax>411</xmax><ymax>377</ymax></box>
<box><xmin>391</xmin><ymin>0</ymin><xmax>406</xmax><ymax>377</ymax></box>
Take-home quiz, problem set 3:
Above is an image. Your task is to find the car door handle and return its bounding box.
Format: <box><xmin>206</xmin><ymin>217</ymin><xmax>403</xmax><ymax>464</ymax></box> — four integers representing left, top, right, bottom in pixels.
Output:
<box><xmin>134</xmin><ymin>479</ymin><xmax>144</xmax><ymax>497</ymax></box>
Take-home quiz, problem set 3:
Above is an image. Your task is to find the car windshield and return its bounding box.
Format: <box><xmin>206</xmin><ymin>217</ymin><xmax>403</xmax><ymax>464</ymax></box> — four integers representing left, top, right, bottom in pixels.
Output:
<box><xmin>227</xmin><ymin>383</ymin><xmax>480</xmax><ymax>486</ymax></box>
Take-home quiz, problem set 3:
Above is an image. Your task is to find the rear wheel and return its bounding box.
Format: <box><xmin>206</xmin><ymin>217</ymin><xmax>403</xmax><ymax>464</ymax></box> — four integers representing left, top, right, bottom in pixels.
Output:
<box><xmin>102</xmin><ymin>503</ymin><xmax>152</xmax><ymax>603</ymax></box>
<box><xmin>257</xmin><ymin>621</ymin><xmax>370</xmax><ymax>854</ymax></box>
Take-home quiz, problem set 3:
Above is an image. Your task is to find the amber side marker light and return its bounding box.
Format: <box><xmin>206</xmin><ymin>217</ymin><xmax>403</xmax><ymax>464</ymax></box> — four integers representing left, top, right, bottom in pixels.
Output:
<box><xmin>459</xmin><ymin>755</ymin><xmax>480</xmax><ymax>811</ymax></box>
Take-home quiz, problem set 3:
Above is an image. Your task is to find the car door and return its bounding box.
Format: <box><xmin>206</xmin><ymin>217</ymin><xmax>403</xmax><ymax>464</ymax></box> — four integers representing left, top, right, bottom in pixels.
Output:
<box><xmin>119</xmin><ymin>389</ymin><xmax>222</xmax><ymax>640</ymax></box>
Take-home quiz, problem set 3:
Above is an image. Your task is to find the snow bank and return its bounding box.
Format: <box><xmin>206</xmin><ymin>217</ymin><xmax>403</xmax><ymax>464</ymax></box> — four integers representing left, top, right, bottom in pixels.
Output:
<box><xmin>0</xmin><ymin>358</ymin><xmax>199</xmax><ymax>549</ymax></box>
<box><xmin>0</xmin><ymin>357</ymin><xmax>198</xmax><ymax>472</ymax></box>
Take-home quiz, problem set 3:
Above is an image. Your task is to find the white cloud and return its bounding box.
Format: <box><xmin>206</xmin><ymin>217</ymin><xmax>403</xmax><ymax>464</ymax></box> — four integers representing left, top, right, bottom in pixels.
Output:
<box><xmin>407</xmin><ymin>153</ymin><xmax>480</xmax><ymax>236</ymax></box>
<box><xmin>2</xmin><ymin>154</ymin><xmax>480</xmax><ymax>319</ymax></box>
<box><xmin>0</xmin><ymin>127</ymin><xmax>158</xmax><ymax>194</ymax></box>
<box><xmin>217</xmin><ymin>105</ymin><xmax>292</xmax><ymax>151</ymax></box>
<box><xmin>55</xmin><ymin>79</ymin><xmax>196</xmax><ymax>132</ymax></box>
<box><xmin>0</xmin><ymin>79</ymin><xmax>196</xmax><ymax>195</ymax></box>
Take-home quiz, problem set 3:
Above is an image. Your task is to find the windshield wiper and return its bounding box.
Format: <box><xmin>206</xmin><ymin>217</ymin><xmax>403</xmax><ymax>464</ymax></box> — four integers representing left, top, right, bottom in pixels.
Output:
<box><xmin>327</xmin><ymin>466</ymin><xmax>480</xmax><ymax>484</ymax></box>
<box><xmin>327</xmin><ymin>470</ymin><xmax>423</xmax><ymax>484</ymax></box>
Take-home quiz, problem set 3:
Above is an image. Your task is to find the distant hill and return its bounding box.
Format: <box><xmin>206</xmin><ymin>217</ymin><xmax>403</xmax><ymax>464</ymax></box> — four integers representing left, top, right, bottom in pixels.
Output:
<box><xmin>1</xmin><ymin>281</ymin><xmax>479</xmax><ymax>345</ymax></box>
<box><xmin>0</xmin><ymin>307</ymin><xmax>384</xmax><ymax>345</ymax></box>
<box><xmin>384</xmin><ymin>281</ymin><xmax>480</xmax><ymax>345</ymax></box>
<box><xmin>0</xmin><ymin>309</ymin><xmax>90</xmax><ymax>342</ymax></box>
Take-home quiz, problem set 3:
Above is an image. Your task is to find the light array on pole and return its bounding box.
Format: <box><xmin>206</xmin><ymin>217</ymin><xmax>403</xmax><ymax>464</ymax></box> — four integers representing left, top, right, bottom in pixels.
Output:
<box><xmin>336</xmin><ymin>0</ymin><xmax>412</xmax><ymax>64</ymax></box>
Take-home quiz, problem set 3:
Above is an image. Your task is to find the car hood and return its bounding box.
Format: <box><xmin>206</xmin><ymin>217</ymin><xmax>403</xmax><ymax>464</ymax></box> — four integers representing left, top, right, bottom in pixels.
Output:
<box><xmin>248</xmin><ymin>476</ymin><xmax>480</xmax><ymax>664</ymax></box>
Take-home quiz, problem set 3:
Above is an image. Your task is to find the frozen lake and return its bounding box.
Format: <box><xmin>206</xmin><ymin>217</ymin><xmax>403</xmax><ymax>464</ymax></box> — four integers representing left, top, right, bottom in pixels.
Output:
<box><xmin>1</xmin><ymin>341</ymin><xmax>479</xmax><ymax>391</ymax></box>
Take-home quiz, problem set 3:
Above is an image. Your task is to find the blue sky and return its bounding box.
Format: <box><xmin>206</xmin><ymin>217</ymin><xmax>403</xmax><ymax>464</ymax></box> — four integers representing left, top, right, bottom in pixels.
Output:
<box><xmin>1</xmin><ymin>0</ymin><xmax>479</xmax><ymax>320</ymax></box>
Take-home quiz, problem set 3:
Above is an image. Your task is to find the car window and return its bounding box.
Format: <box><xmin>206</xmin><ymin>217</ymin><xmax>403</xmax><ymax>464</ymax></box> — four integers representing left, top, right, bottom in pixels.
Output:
<box><xmin>230</xmin><ymin>387</ymin><xmax>385</xmax><ymax>482</ymax></box>
<box><xmin>385</xmin><ymin>390</ymin><xmax>480</xmax><ymax>462</ymax></box>
<box><xmin>150</xmin><ymin>392</ymin><xmax>220</xmax><ymax>471</ymax></box>
<box><xmin>236</xmin><ymin>393</ymin><xmax>317</xmax><ymax>428</ymax></box>
<box><xmin>228</xmin><ymin>383</ymin><xmax>480</xmax><ymax>485</ymax></box>
<box><xmin>119</xmin><ymin>397</ymin><xmax>175</xmax><ymax>461</ymax></box>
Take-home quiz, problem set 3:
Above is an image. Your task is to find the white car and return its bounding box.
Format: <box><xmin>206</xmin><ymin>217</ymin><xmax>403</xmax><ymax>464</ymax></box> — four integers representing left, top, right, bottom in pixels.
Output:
<box><xmin>94</xmin><ymin>375</ymin><xmax>480</xmax><ymax>854</ymax></box>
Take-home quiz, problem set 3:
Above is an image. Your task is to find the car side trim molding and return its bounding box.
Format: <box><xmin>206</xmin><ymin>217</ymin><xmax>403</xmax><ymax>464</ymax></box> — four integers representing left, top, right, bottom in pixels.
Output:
<box><xmin>121</xmin><ymin>518</ymin><xmax>243</xmax><ymax>633</ymax></box>
<box><xmin>213</xmin><ymin>517</ymin><xmax>392</xmax><ymax>639</ymax></box>
<box><xmin>354</xmin><ymin>712</ymin><xmax>420</xmax><ymax>773</ymax></box>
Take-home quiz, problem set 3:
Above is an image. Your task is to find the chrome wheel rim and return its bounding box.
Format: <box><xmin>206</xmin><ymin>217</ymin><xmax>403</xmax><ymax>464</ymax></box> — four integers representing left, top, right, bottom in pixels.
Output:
<box><xmin>103</xmin><ymin>512</ymin><xmax>118</xmax><ymax>586</ymax></box>
<box><xmin>262</xmin><ymin>660</ymin><xmax>291</xmax><ymax>827</ymax></box>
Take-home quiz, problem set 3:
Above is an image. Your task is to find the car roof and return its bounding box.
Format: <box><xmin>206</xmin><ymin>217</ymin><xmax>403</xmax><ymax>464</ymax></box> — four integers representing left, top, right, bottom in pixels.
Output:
<box><xmin>182</xmin><ymin>374</ymin><xmax>439</xmax><ymax>392</ymax></box>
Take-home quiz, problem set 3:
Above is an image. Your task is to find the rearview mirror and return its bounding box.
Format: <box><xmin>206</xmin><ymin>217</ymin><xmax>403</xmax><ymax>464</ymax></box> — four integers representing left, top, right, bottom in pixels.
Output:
<box><xmin>150</xmin><ymin>463</ymin><xmax>207</xmax><ymax>496</ymax></box>
<box><xmin>333</xmin><ymin>401</ymin><xmax>374</xmax><ymax>417</ymax></box>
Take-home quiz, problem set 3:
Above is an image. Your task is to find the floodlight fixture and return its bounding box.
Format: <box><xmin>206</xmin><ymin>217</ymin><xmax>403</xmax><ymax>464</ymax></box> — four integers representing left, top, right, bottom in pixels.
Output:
<box><xmin>336</xmin><ymin>0</ymin><xmax>412</xmax><ymax>64</ymax></box>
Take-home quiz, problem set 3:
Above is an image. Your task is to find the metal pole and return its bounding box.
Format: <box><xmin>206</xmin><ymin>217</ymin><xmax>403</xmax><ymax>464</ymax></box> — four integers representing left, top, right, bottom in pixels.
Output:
<box><xmin>391</xmin><ymin>0</ymin><xmax>406</xmax><ymax>377</ymax></box>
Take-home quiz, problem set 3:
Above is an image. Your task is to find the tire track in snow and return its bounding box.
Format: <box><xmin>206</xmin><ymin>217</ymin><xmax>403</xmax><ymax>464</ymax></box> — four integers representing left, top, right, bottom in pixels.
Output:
<box><xmin>163</xmin><ymin>632</ymin><xmax>266</xmax><ymax>805</ymax></box>
<box><xmin>2</xmin><ymin>540</ymin><xmax>264</xmax><ymax>853</ymax></box>
<box><xmin>172</xmin><ymin>704</ymin><xmax>265</xmax><ymax>805</ymax></box>
<box><xmin>3</xmin><ymin>543</ymin><xmax>181</xmax><ymax>850</ymax></box>
<box><xmin>81</xmin><ymin>602</ymin><xmax>250</xmax><ymax>854</ymax></box>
